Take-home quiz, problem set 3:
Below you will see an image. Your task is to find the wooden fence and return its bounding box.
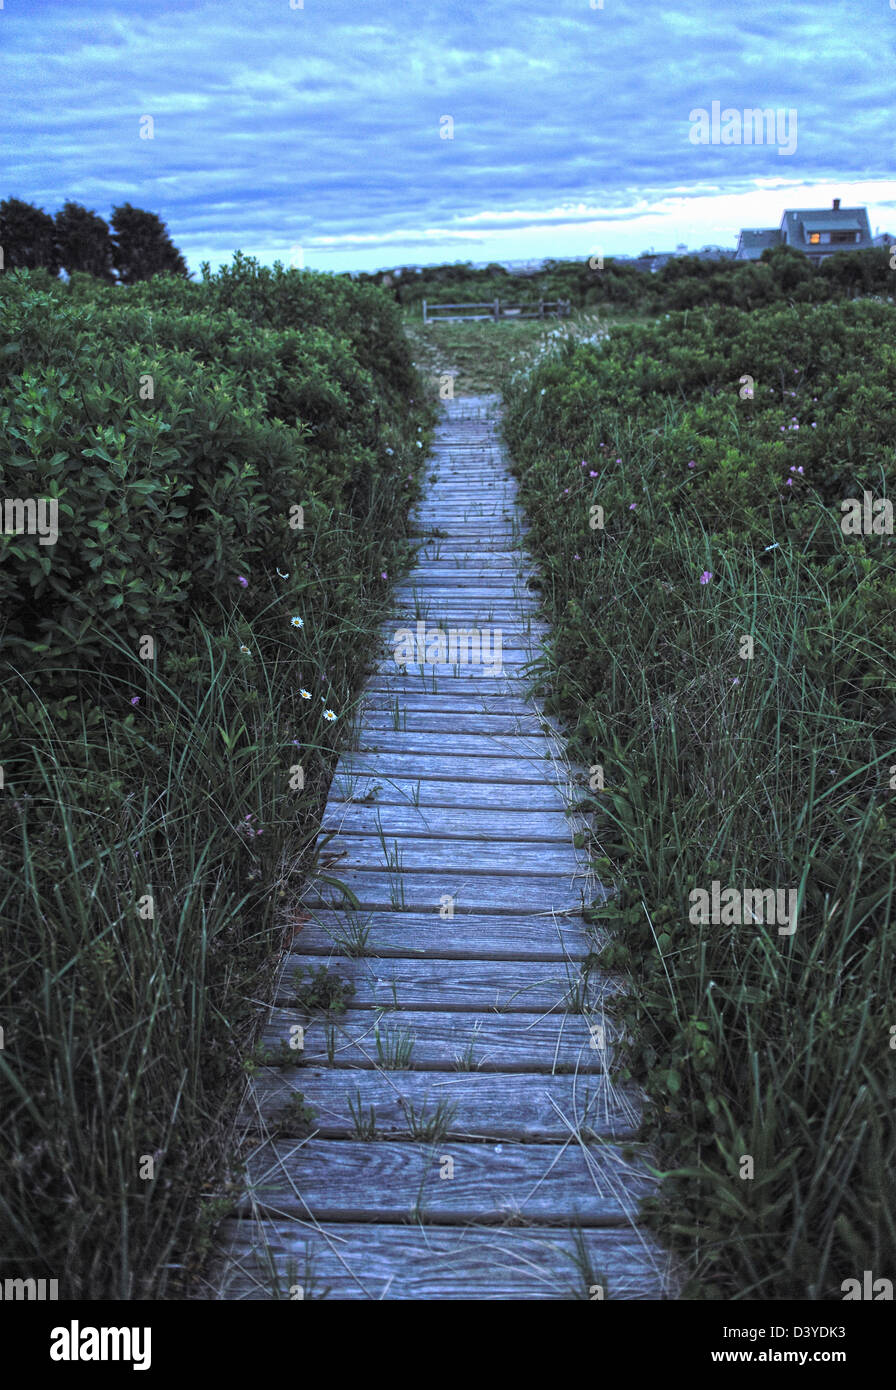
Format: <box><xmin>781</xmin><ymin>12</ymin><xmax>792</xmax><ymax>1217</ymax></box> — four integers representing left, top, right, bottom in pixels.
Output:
<box><xmin>422</xmin><ymin>298</ymin><xmax>572</xmax><ymax>324</ymax></box>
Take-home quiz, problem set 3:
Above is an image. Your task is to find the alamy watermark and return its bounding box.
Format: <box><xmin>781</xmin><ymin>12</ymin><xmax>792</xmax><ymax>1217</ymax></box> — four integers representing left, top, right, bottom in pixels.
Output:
<box><xmin>392</xmin><ymin>621</ymin><xmax>503</xmax><ymax>675</ymax></box>
<box><xmin>1</xmin><ymin>1276</ymin><xmax>59</xmax><ymax>1300</ymax></box>
<box><xmin>1</xmin><ymin>497</ymin><xmax>59</xmax><ymax>546</ymax></box>
<box><xmin>689</xmin><ymin>881</ymin><xmax>798</xmax><ymax>935</ymax></box>
<box><xmin>689</xmin><ymin>102</ymin><xmax>797</xmax><ymax>156</ymax></box>
<box><xmin>840</xmin><ymin>492</ymin><xmax>893</xmax><ymax>535</ymax></box>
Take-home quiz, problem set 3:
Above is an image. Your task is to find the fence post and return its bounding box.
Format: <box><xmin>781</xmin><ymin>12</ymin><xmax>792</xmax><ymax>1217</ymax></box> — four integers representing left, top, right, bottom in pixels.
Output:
<box><xmin>493</xmin><ymin>298</ymin><xmax>499</xmax><ymax>322</ymax></box>
<box><xmin>539</xmin><ymin>299</ymin><xmax>545</xmax><ymax>319</ymax></box>
<box><xmin>422</xmin><ymin>299</ymin><xmax>428</xmax><ymax>324</ymax></box>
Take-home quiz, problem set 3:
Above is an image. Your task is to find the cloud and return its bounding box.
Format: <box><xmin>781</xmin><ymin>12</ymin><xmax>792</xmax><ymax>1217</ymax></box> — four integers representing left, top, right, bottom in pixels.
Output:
<box><xmin>3</xmin><ymin>0</ymin><xmax>894</xmax><ymax>271</ymax></box>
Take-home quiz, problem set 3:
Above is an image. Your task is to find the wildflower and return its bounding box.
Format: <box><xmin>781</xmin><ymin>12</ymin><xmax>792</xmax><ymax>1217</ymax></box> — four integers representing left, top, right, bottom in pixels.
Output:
<box><xmin>237</xmin><ymin>576</ymin><xmax>248</xmax><ymax>588</ymax></box>
<box><xmin>616</xmin><ymin>457</ymin><xmax>622</xmax><ymax>463</ymax></box>
<box><xmin>699</xmin><ymin>570</ymin><xmax>713</xmax><ymax>584</ymax></box>
<box><xmin>130</xmin><ymin>695</ymin><xmax>140</xmax><ymax>706</ymax></box>
<box><xmin>240</xmin><ymin>644</ymin><xmax>252</xmax><ymax>654</ymax></box>
<box><xmin>381</xmin><ymin>571</ymin><xmax>388</xmax><ymax>580</ymax></box>
<box><xmin>785</xmin><ymin>478</ymin><xmax>793</xmax><ymax>486</ymax></box>
<box><xmin>629</xmin><ymin>503</ymin><xmax>636</xmax><ymax>510</ymax></box>
<box><xmin>385</xmin><ymin>447</ymin><xmax>394</xmax><ymax>456</ymax></box>
<box><xmin>811</xmin><ymin>422</ymin><xmax>817</xmax><ymax>428</ymax></box>
<box><xmin>688</xmin><ymin>460</ymin><xmax>696</xmax><ymax>469</ymax></box>
<box><xmin>574</xmin><ymin>553</ymin><xmax>581</xmax><ymax>560</ymax></box>
<box><xmin>416</xmin><ymin>441</ymin><xmax>423</xmax><ymax>448</ymax></box>
<box><xmin>540</xmin><ymin>388</ymin><xmax>546</xmax><ymax>396</ymax></box>
<box><xmin>732</xmin><ymin>676</ymin><xmax>740</xmax><ymax>685</ymax></box>
<box><xmin>291</xmin><ymin>616</ymin><xmax>304</xmax><ymax>628</ymax></box>
<box><xmin>589</xmin><ymin>470</ymin><xmax>598</xmax><ymax>477</ymax></box>
<box><xmin>323</xmin><ymin>709</ymin><xmax>337</xmax><ymax>722</ymax></box>
<box><xmin>300</xmin><ymin>688</ymin><xmax>311</xmax><ymax>699</ymax></box>
<box><xmin>797</xmin><ymin>466</ymin><xmax>803</xmax><ymax>474</ymax></box>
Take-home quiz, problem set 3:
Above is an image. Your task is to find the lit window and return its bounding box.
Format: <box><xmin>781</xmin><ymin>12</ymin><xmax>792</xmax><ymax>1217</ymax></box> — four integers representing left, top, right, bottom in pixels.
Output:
<box><xmin>809</xmin><ymin>233</ymin><xmax>820</xmax><ymax>244</ymax></box>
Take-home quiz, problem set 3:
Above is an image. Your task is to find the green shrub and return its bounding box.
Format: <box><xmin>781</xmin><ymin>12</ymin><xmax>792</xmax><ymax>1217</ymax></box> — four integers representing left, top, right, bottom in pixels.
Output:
<box><xmin>503</xmin><ymin>299</ymin><xmax>896</xmax><ymax>1299</ymax></box>
<box><xmin>0</xmin><ymin>259</ymin><xmax>434</xmax><ymax>1297</ymax></box>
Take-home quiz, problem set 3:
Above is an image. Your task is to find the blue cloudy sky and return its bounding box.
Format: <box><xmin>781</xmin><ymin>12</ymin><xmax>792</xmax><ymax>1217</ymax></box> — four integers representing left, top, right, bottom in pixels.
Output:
<box><xmin>2</xmin><ymin>0</ymin><xmax>895</xmax><ymax>275</ymax></box>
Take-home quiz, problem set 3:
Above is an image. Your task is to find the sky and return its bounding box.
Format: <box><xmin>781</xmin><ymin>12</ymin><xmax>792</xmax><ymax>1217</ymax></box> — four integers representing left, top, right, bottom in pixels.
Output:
<box><xmin>2</xmin><ymin>0</ymin><xmax>895</xmax><ymax>276</ymax></box>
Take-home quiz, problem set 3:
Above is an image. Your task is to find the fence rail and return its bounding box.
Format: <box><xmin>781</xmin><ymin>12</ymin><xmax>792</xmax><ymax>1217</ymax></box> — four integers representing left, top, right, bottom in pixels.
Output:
<box><xmin>422</xmin><ymin>298</ymin><xmax>572</xmax><ymax>324</ymax></box>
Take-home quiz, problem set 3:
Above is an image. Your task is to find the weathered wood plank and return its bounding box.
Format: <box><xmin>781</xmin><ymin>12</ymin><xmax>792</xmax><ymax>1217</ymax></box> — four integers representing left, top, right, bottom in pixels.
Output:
<box><xmin>240</xmin><ymin>1067</ymin><xmax>642</xmax><ymax>1140</ymax></box>
<box><xmin>278</xmin><ymin>955</ymin><xmax>611</xmax><ymax>1012</ymax></box>
<box><xmin>347</xmin><ymin>731</ymin><xmax>563</xmax><ymax>760</ymax></box>
<box><xmin>233</xmin><ymin>1139</ymin><xmax>656</xmax><ymax>1225</ymax></box>
<box><xmin>301</xmin><ymin>870</ymin><xmax>594</xmax><ymax>916</ymax></box>
<box><xmin>320</xmin><ymin>802</ymin><xmax>576</xmax><ymax>840</ymax></box>
<box><xmin>358</xmin><ymin>711</ymin><xmax>549</xmax><ymax>734</ymax></box>
<box><xmin>329</xmin><ymin>775</ymin><xmax>572</xmax><ymax>811</ymax></box>
<box><xmin>359</xmin><ymin>693</ymin><xmax>546</xmax><ymax>716</ymax></box>
<box><xmin>206</xmin><ymin>1222</ymin><xmax>671</xmax><ymax>1300</ymax></box>
<box><xmin>289</xmin><ymin>909</ymin><xmax>595</xmax><ymax>961</ymax></box>
<box><xmin>333</xmin><ymin>751</ymin><xmax>573</xmax><ymax>785</ymax></box>
<box><xmin>316</xmin><ymin>834</ymin><xmax>582</xmax><ymax>877</ymax></box>
<box><xmin>261</xmin><ymin>1006</ymin><xmax>611</xmax><ymax>1072</ymax></box>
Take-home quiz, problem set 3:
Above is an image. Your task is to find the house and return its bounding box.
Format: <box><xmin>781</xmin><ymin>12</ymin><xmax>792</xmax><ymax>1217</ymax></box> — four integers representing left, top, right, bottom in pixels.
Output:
<box><xmin>735</xmin><ymin>199</ymin><xmax>873</xmax><ymax>263</ymax></box>
<box><xmin>734</xmin><ymin>228</ymin><xmax>783</xmax><ymax>260</ymax></box>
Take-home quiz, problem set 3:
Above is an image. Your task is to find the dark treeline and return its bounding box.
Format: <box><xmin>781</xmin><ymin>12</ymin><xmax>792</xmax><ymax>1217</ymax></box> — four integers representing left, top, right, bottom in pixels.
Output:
<box><xmin>0</xmin><ymin>197</ymin><xmax>189</xmax><ymax>283</ymax></box>
<box><xmin>354</xmin><ymin>243</ymin><xmax>894</xmax><ymax>313</ymax></box>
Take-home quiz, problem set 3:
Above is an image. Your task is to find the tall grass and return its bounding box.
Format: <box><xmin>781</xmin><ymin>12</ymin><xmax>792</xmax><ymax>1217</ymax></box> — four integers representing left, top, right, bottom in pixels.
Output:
<box><xmin>502</xmin><ymin>303</ymin><xmax>896</xmax><ymax>1298</ymax></box>
<box><xmin>0</xmin><ymin>543</ymin><xmax>425</xmax><ymax>1296</ymax></box>
<box><xmin>0</xmin><ymin>260</ymin><xmax>435</xmax><ymax>1296</ymax></box>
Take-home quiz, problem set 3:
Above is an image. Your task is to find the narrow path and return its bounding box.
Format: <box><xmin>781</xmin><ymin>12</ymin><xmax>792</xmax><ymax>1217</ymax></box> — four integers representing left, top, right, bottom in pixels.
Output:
<box><xmin>208</xmin><ymin>395</ymin><xmax>675</xmax><ymax>1300</ymax></box>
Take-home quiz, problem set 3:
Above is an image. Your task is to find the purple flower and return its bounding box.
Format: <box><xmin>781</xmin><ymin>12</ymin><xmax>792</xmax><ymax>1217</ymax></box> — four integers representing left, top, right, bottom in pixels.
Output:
<box><xmin>688</xmin><ymin>461</ymin><xmax>696</xmax><ymax>469</ymax></box>
<box><xmin>237</xmin><ymin>576</ymin><xmax>248</xmax><ymax>588</ymax></box>
<box><xmin>699</xmin><ymin>570</ymin><xmax>713</xmax><ymax>585</ymax></box>
<box><xmin>130</xmin><ymin>696</ymin><xmax>140</xmax><ymax>706</ymax></box>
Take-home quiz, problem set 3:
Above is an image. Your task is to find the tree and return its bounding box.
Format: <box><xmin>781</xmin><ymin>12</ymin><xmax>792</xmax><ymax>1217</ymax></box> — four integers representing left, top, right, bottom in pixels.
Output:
<box><xmin>110</xmin><ymin>203</ymin><xmax>189</xmax><ymax>283</ymax></box>
<box><xmin>55</xmin><ymin>201</ymin><xmax>116</xmax><ymax>281</ymax></box>
<box><xmin>0</xmin><ymin>197</ymin><xmax>60</xmax><ymax>274</ymax></box>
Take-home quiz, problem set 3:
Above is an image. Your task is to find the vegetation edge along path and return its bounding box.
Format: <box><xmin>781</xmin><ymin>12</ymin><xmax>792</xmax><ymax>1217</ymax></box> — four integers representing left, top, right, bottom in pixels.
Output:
<box><xmin>203</xmin><ymin>395</ymin><xmax>677</xmax><ymax>1301</ymax></box>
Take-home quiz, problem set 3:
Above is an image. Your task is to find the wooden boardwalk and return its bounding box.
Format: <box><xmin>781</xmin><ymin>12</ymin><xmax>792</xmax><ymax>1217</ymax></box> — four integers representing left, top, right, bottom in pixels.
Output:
<box><xmin>205</xmin><ymin>395</ymin><xmax>676</xmax><ymax>1300</ymax></box>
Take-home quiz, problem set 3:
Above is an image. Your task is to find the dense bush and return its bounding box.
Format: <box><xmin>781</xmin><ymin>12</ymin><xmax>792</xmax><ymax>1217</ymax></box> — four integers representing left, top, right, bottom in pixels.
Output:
<box><xmin>503</xmin><ymin>300</ymin><xmax>896</xmax><ymax>1298</ymax></box>
<box><xmin>0</xmin><ymin>260</ymin><xmax>434</xmax><ymax>1296</ymax></box>
<box><xmin>364</xmin><ymin>245</ymin><xmax>894</xmax><ymax>318</ymax></box>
